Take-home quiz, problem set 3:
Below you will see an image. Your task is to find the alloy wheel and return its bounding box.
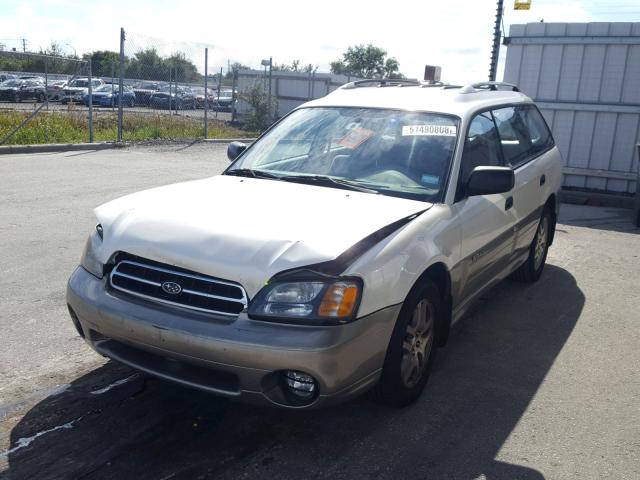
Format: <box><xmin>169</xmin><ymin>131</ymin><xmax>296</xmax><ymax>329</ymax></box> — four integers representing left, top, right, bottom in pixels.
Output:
<box><xmin>400</xmin><ymin>298</ymin><xmax>435</xmax><ymax>388</ymax></box>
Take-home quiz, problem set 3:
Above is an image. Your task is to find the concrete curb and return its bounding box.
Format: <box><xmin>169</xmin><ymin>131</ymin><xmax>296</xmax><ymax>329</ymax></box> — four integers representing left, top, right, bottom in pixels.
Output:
<box><xmin>0</xmin><ymin>138</ymin><xmax>257</xmax><ymax>155</ymax></box>
<box><xmin>0</xmin><ymin>142</ymin><xmax>124</xmax><ymax>155</ymax></box>
<box><xmin>201</xmin><ymin>138</ymin><xmax>256</xmax><ymax>144</ymax></box>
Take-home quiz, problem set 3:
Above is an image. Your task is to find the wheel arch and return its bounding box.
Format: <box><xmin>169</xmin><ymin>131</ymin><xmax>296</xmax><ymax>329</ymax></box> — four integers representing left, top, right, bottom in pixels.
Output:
<box><xmin>412</xmin><ymin>262</ymin><xmax>453</xmax><ymax>348</ymax></box>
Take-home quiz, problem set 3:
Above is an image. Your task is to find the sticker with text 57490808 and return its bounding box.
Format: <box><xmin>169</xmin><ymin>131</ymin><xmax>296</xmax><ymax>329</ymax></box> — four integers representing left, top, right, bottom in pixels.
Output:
<box><xmin>402</xmin><ymin>125</ymin><xmax>457</xmax><ymax>137</ymax></box>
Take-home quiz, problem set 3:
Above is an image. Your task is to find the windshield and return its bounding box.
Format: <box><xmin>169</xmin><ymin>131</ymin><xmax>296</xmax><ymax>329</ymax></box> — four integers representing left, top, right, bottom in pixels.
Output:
<box><xmin>1</xmin><ymin>79</ymin><xmax>22</xmax><ymax>87</ymax></box>
<box><xmin>70</xmin><ymin>80</ymin><xmax>89</xmax><ymax>88</ymax></box>
<box><xmin>227</xmin><ymin>107</ymin><xmax>459</xmax><ymax>202</ymax></box>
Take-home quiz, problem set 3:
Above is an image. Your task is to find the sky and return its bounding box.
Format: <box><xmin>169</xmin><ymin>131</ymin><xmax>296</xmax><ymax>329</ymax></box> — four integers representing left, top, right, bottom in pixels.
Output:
<box><xmin>1</xmin><ymin>0</ymin><xmax>639</xmax><ymax>83</ymax></box>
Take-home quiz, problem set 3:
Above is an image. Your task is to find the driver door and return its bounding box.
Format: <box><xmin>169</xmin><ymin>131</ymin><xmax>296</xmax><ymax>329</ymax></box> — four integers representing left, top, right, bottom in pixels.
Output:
<box><xmin>454</xmin><ymin>111</ymin><xmax>518</xmax><ymax>307</ymax></box>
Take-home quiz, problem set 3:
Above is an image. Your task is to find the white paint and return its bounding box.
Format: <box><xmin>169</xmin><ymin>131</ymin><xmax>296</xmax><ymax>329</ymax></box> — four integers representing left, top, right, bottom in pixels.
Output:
<box><xmin>93</xmin><ymin>175</ymin><xmax>430</xmax><ymax>298</ymax></box>
<box><xmin>1</xmin><ymin>418</ymin><xmax>81</xmax><ymax>457</ymax></box>
<box><xmin>90</xmin><ymin>374</ymin><xmax>139</xmax><ymax>395</ymax></box>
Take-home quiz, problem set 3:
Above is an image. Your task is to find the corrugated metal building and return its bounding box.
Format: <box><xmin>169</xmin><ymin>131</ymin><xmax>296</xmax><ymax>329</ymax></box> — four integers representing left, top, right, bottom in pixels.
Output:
<box><xmin>503</xmin><ymin>22</ymin><xmax>640</xmax><ymax>194</ymax></box>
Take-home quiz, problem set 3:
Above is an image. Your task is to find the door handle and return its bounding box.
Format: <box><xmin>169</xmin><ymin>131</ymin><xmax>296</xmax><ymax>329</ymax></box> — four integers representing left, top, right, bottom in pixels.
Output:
<box><xmin>540</xmin><ymin>174</ymin><xmax>546</xmax><ymax>186</ymax></box>
<box><xmin>505</xmin><ymin>196</ymin><xmax>514</xmax><ymax>210</ymax></box>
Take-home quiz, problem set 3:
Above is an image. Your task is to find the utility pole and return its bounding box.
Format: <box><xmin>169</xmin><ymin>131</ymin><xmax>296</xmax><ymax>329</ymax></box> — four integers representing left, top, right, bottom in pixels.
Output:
<box><xmin>489</xmin><ymin>0</ymin><xmax>504</xmax><ymax>81</ymax></box>
<box><xmin>22</xmin><ymin>38</ymin><xmax>27</xmax><ymax>53</ymax></box>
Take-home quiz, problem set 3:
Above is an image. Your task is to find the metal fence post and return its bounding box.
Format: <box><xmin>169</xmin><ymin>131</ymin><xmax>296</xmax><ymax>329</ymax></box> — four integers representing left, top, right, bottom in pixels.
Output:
<box><xmin>216</xmin><ymin>67</ymin><xmax>222</xmax><ymax>120</ymax></box>
<box><xmin>88</xmin><ymin>60</ymin><xmax>94</xmax><ymax>143</ymax></box>
<box><xmin>111</xmin><ymin>61</ymin><xmax>115</xmax><ymax>111</ymax></box>
<box><xmin>204</xmin><ymin>48</ymin><xmax>208</xmax><ymax>138</ymax></box>
<box><xmin>634</xmin><ymin>144</ymin><xmax>640</xmax><ymax>227</ymax></box>
<box><xmin>44</xmin><ymin>58</ymin><xmax>48</xmax><ymax>111</ymax></box>
<box><xmin>231</xmin><ymin>69</ymin><xmax>237</xmax><ymax>123</ymax></box>
<box><xmin>267</xmin><ymin>57</ymin><xmax>272</xmax><ymax>124</ymax></box>
<box><xmin>117</xmin><ymin>27</ymin><xmax>125</xmax><ymax>142</ymax></box>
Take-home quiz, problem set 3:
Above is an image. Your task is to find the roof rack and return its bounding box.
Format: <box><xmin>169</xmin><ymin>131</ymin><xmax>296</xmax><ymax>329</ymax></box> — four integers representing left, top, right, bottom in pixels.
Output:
<box><xmin>459</xmin><ymin>81</ymin><xmax>520</xmax><ymax>94</ymax></box>
<box><xmin>340</xmin><ymin>79</ymin><xmax>421</xmax><ymax>89</ymax></box>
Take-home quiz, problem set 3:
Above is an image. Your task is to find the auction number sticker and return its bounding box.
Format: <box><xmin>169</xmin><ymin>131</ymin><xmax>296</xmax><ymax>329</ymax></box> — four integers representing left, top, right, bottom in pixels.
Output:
<box><xmin>402</xmin><ymin>125</ymin><xmax>457</xmax><ymax>136</ymax></box>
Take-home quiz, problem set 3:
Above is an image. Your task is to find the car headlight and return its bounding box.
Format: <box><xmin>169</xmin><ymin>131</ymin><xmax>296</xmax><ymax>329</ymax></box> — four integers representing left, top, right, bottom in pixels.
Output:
<box><xmin>248</xmin><ymin>275</ymin><xmax>362</xmax><ymax>325</ymax></box>
<box><xmin>80</xmin><ymin>224</ymin><xmax>104</xmax><ymax>278</ymax></box>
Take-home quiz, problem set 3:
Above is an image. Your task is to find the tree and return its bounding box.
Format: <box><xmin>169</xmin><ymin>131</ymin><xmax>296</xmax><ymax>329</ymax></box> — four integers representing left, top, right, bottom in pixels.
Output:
<box><xmin>330</xmin><ymin>44</ymin><xmax>402</xmax><ymax>79</ymax></box>
<box><xmin>125</xmin><ymin>48</ymin><xmax>200</xmax><ymax>82</ymax></box>
<box><xmin>82</xmin><ymin>50</ymin><xmax>119</xmax><ymax>77</ymax></box>
<box><xmin>242</xmin><ymin>82</ymin><xmax>278</xmax><ymax>131</ymax></box>
<box><xmin>225</xmin><ymin>62</ymin><xmax>250</xmax><ymax>79</ymax></box>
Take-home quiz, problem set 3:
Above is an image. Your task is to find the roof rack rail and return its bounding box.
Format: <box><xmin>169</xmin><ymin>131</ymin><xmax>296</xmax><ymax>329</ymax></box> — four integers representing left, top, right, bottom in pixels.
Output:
<box><xmin>459</xmin><ymin>81</ymin><xmax>520</xmax><ymax>94</ymax></box>
<box><xmin>340</xmin><ymin>79</ymin><xmax>421</xmax><ymax>89</ymax></box>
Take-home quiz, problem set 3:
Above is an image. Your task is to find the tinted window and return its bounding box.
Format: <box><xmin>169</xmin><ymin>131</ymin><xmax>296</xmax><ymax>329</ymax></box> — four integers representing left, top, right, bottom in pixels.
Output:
<box><xmin>519</xmin><ymin>106</ymin><xmax>554</xmax><ymax>157</ymax></box>
<box><xmin>492</xmin><ymin>105</ymin><xmax>553</xmax><ymax>167</ymax></box>
<box><xmin>459</xmin><ymin>112</ymin><xmax>502</xmax><ymax>185</ymax></box>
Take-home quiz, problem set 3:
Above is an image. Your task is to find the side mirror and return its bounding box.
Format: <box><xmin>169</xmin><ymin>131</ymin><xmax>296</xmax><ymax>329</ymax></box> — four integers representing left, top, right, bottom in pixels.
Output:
<box><xmin>227</xmin><ymin>141</ymin><xmax>247</xmax><ymax>161</ymax></box>
<box><xmin>466</xmin><ymin>166</ymin><xmax>514</xmax><ymax>196</ymax></box>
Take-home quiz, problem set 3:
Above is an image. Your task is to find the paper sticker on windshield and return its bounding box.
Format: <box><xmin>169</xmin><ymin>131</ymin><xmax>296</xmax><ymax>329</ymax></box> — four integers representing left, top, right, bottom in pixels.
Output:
<box><xmin>338</xmin><ymin>127</ymin><xmax>375</xmax><ymax>149</ymax></box>
<box><xmin>402</xmin><ymin>125</ymin><xmax>457</xmax><ymax>137</ymax></box>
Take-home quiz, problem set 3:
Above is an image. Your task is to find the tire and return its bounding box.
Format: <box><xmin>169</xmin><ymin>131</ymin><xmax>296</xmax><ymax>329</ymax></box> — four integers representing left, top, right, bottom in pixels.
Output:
<box><xmin>13</xmin><ymin>93</ymin><xmax>21</xmax><ymax>103</ymax></box>
<box><xmin>512</xmin><ymin>207</ymin><xmax>552</xmax><ymax>283</ymax></box>
<box><xmin>374</xmin><ymin>279</ymin><xmax>441</xmax><ymax>407</ymax></box>
<box><xmin>37</xmin><ymin>93</ymin><xmax>45</xmax><ymax>102</ymax></box>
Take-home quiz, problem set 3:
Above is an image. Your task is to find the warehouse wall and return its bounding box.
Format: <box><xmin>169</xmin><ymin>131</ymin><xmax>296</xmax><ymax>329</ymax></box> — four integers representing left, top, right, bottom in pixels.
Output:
<box><xmin>504</xmin><ymin>22</ymin><xmax>640</xmax><ymax>194</ymax></box>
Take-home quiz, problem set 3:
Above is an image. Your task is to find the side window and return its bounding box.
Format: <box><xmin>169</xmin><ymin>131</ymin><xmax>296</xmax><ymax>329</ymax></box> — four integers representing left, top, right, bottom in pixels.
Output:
<box><xmin>492</xmin><ymin>107</ymin><xmax>531</xmax><ymax>167</ymax></box>
<box><xmin>519</xmin><ymin>105</ymin><xmax>554</xmax><ymax>158</ymax></box>
<box><xmin>492</xmin><ymin>105</ymin><xmax>554</xmax><ymax>168</ymax></box>
<box><xmin>459</xmin><ymin>112</ymin><xmax>503</xmax><ymax>186</ymax></box>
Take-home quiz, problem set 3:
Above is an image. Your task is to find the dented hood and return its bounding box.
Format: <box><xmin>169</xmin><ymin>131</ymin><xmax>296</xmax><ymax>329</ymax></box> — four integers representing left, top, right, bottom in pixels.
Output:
<box><xmin>95</xmin><ymin>175</ymin><xmax>430</xmax><ymax>297</ymax></box>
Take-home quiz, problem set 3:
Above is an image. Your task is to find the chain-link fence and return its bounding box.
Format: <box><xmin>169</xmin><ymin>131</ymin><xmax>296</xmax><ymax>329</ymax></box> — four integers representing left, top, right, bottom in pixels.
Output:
<box><xmin>0</xmin><ymin>50</ymin><xmax>97</xmax><ymax>145</ymax></box>
<box><xmin>119</xmin><ymin>29</ymin><xmax>238</xmax><ymax>141</ymax></box>
<box><xmin>0</xmin><ymin>28</ymin><xmax>359</xmax><ymax>145</ymax></box>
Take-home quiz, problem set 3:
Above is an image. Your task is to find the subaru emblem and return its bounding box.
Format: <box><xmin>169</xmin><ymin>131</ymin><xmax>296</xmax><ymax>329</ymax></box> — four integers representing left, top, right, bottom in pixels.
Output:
<box><xmin>161</xmin><ymin>281</ymin><xmax>182</xmax><ymax>295</ymax></box>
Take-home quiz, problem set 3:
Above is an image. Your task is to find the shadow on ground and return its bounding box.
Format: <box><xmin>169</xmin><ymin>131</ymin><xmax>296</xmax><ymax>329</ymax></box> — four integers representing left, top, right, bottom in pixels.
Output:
<box><xmin>558</xmin><ymin>204</ymin><xmax>639</xmax><ymax>234</ymax></box>
<box><xmin>3</xmin><ymin>265</ymin><xmax>584</xmax><ymax>480</ymax></box>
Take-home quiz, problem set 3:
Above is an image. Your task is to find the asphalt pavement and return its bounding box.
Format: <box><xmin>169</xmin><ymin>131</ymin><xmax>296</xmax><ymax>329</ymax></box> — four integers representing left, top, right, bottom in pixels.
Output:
<box><xmin>0</xmin><ymin>144</ymin><xmax>639</xmax><ymax>479</ymax></box>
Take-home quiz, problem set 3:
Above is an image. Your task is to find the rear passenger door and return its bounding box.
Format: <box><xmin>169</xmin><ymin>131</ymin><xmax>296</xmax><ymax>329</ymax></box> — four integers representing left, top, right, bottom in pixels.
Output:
<box><xmin>454</xmin><ymin>111</ymin><xmax>518</xmax><ymax>305</ymax></box>
<box><xmin>492</xmin><ymin>105</ymin><xmax>554</xmax><ymax>258</ymax></box>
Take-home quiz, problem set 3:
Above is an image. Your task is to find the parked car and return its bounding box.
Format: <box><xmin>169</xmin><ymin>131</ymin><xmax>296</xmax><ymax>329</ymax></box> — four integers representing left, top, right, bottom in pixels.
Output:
<box><xmin>149</xmin><ymin>85</ymin><xmax>195</xmax><ymax>110</ymax></box>
<box><xmin>0</xmin><ymin>73</ymin><xmax>16</xmax><ymax>83</ymax></box>
<box><xmin>192</xmin><ymin>86</ymin><xmax>216</xmax><ymax>109</ymax></box>
<box><xmin>212</xmin><ymin>89</ymin><xmax>235</xmax><ymax>111</ymax></box>
<box><xmin>61</xmin><ymin>78</ymin><xmax>105</xmax><ymax>104</ymax></box>
<box><xmin>83</xmin><ymin>84</ymin><xmax>136</xmax><ymax>107</ymax></box>
<box><xmin>46</xmin><ymin>80</ymin><xmax>68</xmax><ymax>101</ymax></box>
<box><xmin>133</xmin><ymin>81</ymin><xmax>161</xmax><ymax>106</ymax></box>
<box><xmin>0</xmin><ymin>78</ymin><xmax>46</xmax><ymax>102</ymax></box>
<box><xmin>67</xmin><ymin>80</ymin><xmax>562</xmax><ymax>409</ymax></box>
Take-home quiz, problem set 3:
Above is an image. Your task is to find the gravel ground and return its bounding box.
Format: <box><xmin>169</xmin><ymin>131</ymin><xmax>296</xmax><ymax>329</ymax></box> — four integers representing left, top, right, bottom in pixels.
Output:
<box><xmin>0</xmin><ymin>144</ymin><xmax>639</xmax><ymax>479</ymax></box>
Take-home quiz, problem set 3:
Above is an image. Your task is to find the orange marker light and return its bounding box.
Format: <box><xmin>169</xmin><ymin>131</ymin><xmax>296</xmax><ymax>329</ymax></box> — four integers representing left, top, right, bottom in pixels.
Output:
<box><xmin>318</xmin><ymin>282</ymin><xmax>359</xmax><ymax>317</ymax></box>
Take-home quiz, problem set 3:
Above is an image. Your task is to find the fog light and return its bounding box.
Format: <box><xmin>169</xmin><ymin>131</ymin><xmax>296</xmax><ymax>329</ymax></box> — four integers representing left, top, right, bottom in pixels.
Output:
<box><xmin>284</xmin><ymin>370</ymin><xmax>317</xmax><ymax>398</ymax></box>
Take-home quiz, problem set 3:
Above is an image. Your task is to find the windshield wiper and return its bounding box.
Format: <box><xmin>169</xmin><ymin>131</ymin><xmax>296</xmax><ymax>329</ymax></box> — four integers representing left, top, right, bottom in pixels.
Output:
<box><xmin>224</xmin><ymin>168</ymin><xmax>283</xmax><ymax>180</ymax></box>
<box><xmin>280</xmin><ymin>175</ymin><xmax>380</xmax><ymax>194</ymax></box>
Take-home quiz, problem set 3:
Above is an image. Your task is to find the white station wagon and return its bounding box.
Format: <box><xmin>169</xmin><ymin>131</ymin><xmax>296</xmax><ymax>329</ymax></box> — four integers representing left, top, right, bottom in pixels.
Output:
<box><xmin>67</xmin><ymin>80</ymin><xmax>562</xmax><ymax>409</ymax></box>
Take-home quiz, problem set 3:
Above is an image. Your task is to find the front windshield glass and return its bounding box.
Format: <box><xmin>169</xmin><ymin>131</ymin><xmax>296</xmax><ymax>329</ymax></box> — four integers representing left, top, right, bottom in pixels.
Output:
<box><xmin>95</xmin><ymin>84</ymin><xmax>116</xmax><ymax>92</ymax></box>
<box><xmin>227</xmin><ymin>107</ymin><xmax>459</xmax><ymax>202</ymax></box>
<box><xmin>70</xmin><ymin>80</ymin><xmax>89</xmax><ymax>88</ymax></box>
<box><xmin>1</xmin><ymin>80</ymin><xmax>22</xmax><ymax>87</ymax></box>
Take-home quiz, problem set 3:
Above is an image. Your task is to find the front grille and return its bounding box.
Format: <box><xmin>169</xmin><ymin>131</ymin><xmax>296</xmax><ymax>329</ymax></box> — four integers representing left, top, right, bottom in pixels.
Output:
<box><xmin>110</xmin><ymin>257</ymin><xmax>247</xmax><ymax>316</ymax></box>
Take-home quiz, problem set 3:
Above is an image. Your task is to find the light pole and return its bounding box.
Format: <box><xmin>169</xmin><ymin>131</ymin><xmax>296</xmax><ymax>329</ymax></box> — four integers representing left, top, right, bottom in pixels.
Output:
<box><xmin>261</xmin><ymin>57</ymin><xmax>272</xmax><ymax>124</ymax></box>
<box><xmin>65</xmin><ymin>43</ymin><xmax>77</xmax><ymax>57</ymax></box>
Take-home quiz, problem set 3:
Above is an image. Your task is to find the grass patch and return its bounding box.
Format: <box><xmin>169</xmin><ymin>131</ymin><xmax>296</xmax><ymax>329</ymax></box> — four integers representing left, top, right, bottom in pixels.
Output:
<box><xmin>0</xmin><ymin>109</ymin><xmax>253</xmax><ymax>145</ymax></box>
